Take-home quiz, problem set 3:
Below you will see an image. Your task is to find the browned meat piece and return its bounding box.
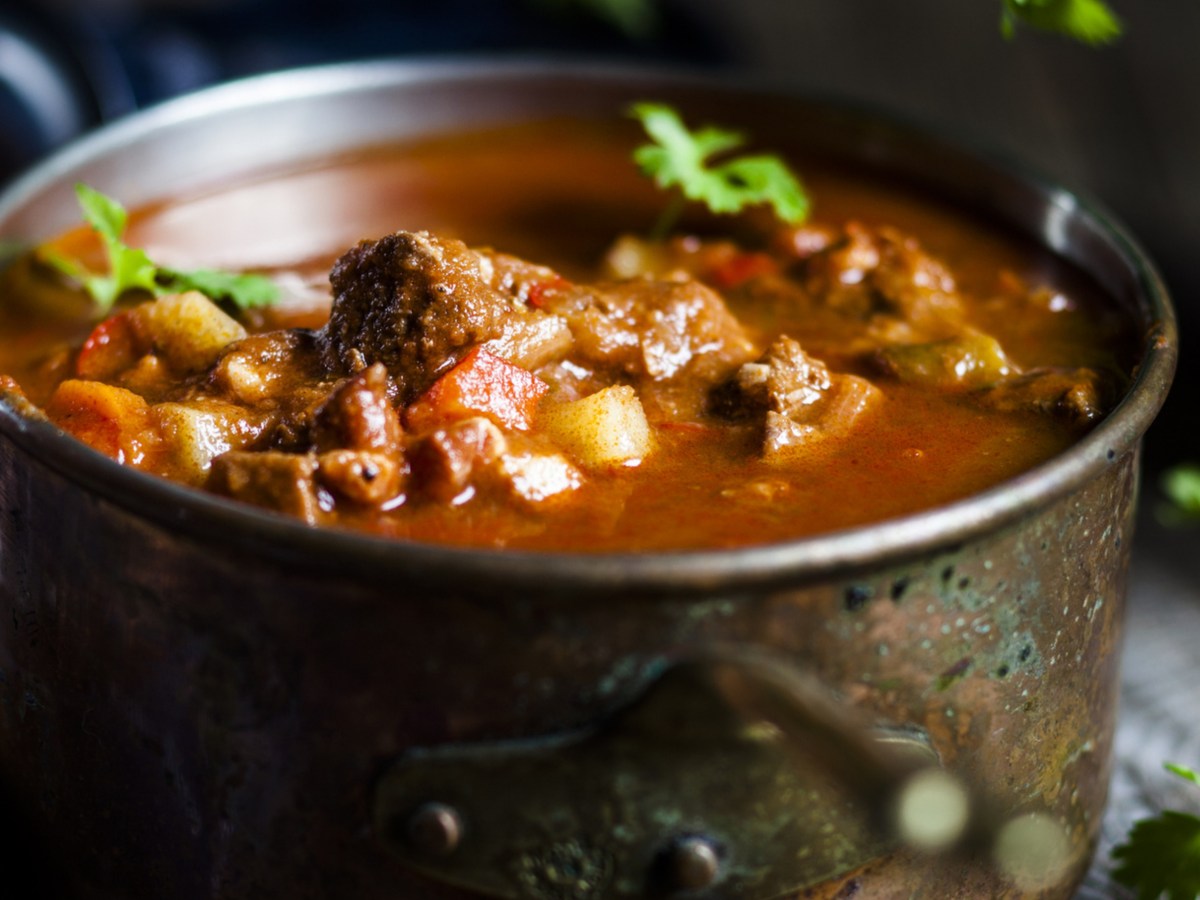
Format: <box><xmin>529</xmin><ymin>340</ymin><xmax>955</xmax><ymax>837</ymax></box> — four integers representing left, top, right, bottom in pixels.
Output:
<box><xmin>713</xmin><ymin>336</ymin><xmax>883</xmax><ymax>460</ymax></box>
<box><xmin>770</xmin><ymin>224</ymin><xmax>838</xmax><ymax>261</ymax></box>
<box><xmin>483</xmin><ymin>250</ymin><xmax>566</xmax><ymax>303</ymax></box>
<box><xmin>408</xmin><ymin>417</ymin><xmax>581</xmax><ymax>507</ymax></box>
<box><xmin>310</xmin><ymin>363</ymin><xmax>403</xmax><ymax>453</ymax></box>
<box><xmin>802</xmin><ymin>222</ymin><xmax>965</xmax><ymax>339</ymax></box>
<box><xmin>317</xmin><ymin>449</ymin><xmax>407</xmax><ymax>505</ymax></box>
<box><xmin>208</xmin><ymin>450</ymin><xmax>324</xmax><ymax>524</ymax></box>
<box><xmin>732</xmin><ymin>336</ymin><xmax>833</xmax><ymax>418</ymax></box>
<box><xmin>976</xmin><ymin>367</ymin><xmax>1115</xmax><ymax>425</ymax></box>
<box><xmin>211</xmin><ymin>330</ymin><xmax>319</xmax><ymax>405</ymax></box>
<box><xmin>538</xmin><ymin>277</ymin><xmax>756</xmax><ymax>419</ymax></box>
<box><xmin>408</xmin><ymin>417</ymin><xmax>509</xmax><ymax>503</ymax></box>
<box><xmin>320</xmin><ymin>231</ymin><xmax>570</xmax><ymax>401</ymax></box>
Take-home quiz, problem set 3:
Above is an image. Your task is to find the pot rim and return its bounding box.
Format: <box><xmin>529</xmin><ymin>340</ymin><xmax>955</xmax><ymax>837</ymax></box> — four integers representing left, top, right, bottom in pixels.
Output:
<box><xmin>0</xmin><ymin>57</ymin><xmax>1178</xmax><ymax>596</ymax></box>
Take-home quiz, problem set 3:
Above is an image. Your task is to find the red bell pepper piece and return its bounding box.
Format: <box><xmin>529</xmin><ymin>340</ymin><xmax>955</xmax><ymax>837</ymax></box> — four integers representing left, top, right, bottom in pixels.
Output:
<box><xmin>76</xmin><ymin>312</ymin><xmax>141</xmax><ymax>380</ymax></box>
<box><xmin>710</xmin><ymin>252</ymin><xmax>778</xmax><ymax>289</ymax></box>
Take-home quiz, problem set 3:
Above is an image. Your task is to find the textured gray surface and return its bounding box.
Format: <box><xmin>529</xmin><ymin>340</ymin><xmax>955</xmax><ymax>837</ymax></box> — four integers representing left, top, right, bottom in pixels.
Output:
<box><xmin>1077</xmin><ymin>510</ymin><xmax>1200</xmax><ymax>898</ymax></box>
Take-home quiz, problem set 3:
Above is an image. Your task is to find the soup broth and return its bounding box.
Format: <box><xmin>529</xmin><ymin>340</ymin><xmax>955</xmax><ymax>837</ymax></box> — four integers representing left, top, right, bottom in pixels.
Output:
<box><xmin>0</xmin><ymin>119</ymin><xmax>1135</xmax><ymax>551</ymax></box>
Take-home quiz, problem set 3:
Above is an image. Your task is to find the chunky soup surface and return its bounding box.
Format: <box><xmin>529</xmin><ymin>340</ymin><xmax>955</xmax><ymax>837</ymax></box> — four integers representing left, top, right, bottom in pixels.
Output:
<box><xmin>0</xmin><ymin>120</ymin><xmax>1134</xmax><ymax>551</ymax></box>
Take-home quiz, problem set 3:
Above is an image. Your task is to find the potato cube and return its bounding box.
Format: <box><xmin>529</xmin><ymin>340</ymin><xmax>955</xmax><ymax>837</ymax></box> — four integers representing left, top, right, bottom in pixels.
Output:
<box><xmin>539</xmin><ymin>385</ymin><xmax>654</xmax><ymax>469</ymax></box>
<box><xmin>154</xmin><ymin>400</ymin><xmax>266</xmax><ymax>484</ymax></box>
<box><xmin>132</xmin><ymin>291</ymin><xmax>246</xmax><ymax>372</ymax></box>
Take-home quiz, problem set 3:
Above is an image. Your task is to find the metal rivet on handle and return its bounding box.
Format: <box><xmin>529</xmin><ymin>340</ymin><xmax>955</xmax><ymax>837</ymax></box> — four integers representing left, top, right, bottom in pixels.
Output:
<box><xmin>406</xmin><ymin>802</ymin><xmax>463</xmax><ymax>857</ymax></box>
<box><xmin>662</xmin><ymin>835</ymin><xmax>721</xmax><ymax>893</ymax></box>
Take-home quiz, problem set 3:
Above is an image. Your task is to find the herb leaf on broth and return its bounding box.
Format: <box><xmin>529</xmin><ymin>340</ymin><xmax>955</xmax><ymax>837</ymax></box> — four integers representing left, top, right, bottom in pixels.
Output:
<box><xmin>43</xmin><ymin>184</ymin><xmax>280</xmax><ymax>316</ymax></box>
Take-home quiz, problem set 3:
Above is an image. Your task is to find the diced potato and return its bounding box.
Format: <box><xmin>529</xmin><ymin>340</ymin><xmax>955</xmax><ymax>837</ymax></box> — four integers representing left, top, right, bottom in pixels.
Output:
<box><xmin>539</xmin><ymin>385</ymin><xmax>654</xmax><ymax>469</ymax></box>
<box><xmin>131</xmin><ymin>291</ymin><xmax>246</xmax><ymax>373</ymax></box>
<box><xmin>154</xmin><ymin>399</ymin><xmax>267</xmax><ymax>484</ymax></box>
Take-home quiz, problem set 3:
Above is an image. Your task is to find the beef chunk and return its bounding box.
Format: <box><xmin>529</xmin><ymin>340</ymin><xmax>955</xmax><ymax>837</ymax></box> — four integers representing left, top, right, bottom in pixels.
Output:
<box><xmin>976</xmin><ymin>367</ymin><xmax>1113</xmax><ymax>425</ymax></box>
<box><xmin>211</xmin><ymin>330</ymin><xmax>317</xmax><ymax>405</ymax></box>
<box><xmin>549</xmin><ymin>279</ymin><xmax>754</xmax><ymax>379</ymax></box>
<box><xmin>802</xmin><ymin>222</ymin><xmax>966</xmax><ymax>340</ymax></box>
<box><xmin>714</xmin><ymin>336</ymin><xmax>882</xmax><ymax>460</ymax></box>
<box><xmin>320</xmin><ymin>231</ymin><xmax>569</xmax><ymax>402</ymax></box>
<box><xmin>317</xmin><ymin>449</ymin><xmax>407</xmax><ymax>505</ymax></box>
<box><xmin>310</xmin><ymin>363</ymin><xmax>403</xmax><ymax>453</ymax></box>
<box><xmin>409</xmin><ymin>417</ymin><xmax>510</xmax><ymax>503</ymax></box>
<box><xmin>537</xmin><ymin>277</ymin><xmax>756</xmax><ymax>419</ymax></box>
<box><xmin>408</xmin><ymin>417</ymin><xmax>581</xmax><ymax>507</ymax></box>
<box><xmin>208</xmin><ymin>450</ymin><xmax>324</xmax><ymax>524</ymax></box>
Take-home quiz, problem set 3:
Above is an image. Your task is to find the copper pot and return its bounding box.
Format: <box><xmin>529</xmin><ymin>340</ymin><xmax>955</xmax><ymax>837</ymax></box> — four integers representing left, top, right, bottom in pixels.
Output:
<box><xmin>0</xmin><ymin>61</ymin><xmax>1177</xmax><ymax>899</ymax></box>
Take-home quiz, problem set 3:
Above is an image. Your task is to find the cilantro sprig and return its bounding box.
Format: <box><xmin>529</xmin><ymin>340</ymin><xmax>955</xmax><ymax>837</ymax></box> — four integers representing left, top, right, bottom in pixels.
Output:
<box><xmin>1001</xmin><ymin>0</ymin><xmax>1123</xmax><ymax>46</ymax></box>
<box><xmin>629</xmin><ymin>103</ymin><xmax>810</xmax><ymax>239</ymax></box>
<box><xmin>44</xmin><ymin>183</ymin><xmax>280</xmax><ymax>316</ymax></box>
<box><xmin>1112</xmin><ymin>763</ymin><xmax>1200</xmax><ymax>899</ymax></box>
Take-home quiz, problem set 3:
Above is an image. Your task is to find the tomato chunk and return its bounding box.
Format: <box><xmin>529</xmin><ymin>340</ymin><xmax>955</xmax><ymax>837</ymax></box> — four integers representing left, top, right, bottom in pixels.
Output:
<box><xmin>76</xmin><ymin>312</ymin><xmax>141</xmax><ymax>380</ymax></box>
<box><xmin>405</xmin><ymin>348</ymin><xmax>548</xmax><ymax>433</ymax></box>
<box><xmin>710</xmin><ymin>252</ymin><xmax>778</xmax><ymax>289</ymax></box>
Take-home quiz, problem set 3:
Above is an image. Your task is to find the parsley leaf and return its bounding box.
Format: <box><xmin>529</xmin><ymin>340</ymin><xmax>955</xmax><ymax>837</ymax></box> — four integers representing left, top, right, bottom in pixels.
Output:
<box><xmin>1163</xmin><ymin>464</ymin><xmax>1200</xmax><ymax>518</ymax></box>
<box><xmin>44</xmin><ymin>183</ymin><xmax>279</xmax><ymax>315</ymax></box>
<box><xmin>1112</xmin><ymin>763</ymin><xmax>1200</xmax><ymax>900</ymax></box>
<box><xmin>629</xmin><ymin>102</ymin><xmax>810</xmax><ymax>238</ymax></box>
<box><xmin>1001</xmin><ymin>0</ymin><xmax>1122</xmax><ymax>46</ymax></box>
<box><xmin>161</xmin><ymin>267</ymin><xmax>281</xmax><ymax>310</ymax></box>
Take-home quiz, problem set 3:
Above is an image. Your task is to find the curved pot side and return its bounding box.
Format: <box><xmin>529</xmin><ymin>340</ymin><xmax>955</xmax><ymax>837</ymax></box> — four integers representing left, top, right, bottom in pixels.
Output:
<box><xmin>0</xmin><ymin>425</ymin><xmax>1138</xmax><ymax>899</ymax></box>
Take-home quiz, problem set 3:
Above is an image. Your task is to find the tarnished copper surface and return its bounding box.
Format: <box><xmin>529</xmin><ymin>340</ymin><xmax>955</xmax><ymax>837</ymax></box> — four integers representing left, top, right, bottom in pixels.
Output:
<box><xmin>0</xmin><ymin>438</ymin><xmax>1141</xmax><ymax>898</ymax></box>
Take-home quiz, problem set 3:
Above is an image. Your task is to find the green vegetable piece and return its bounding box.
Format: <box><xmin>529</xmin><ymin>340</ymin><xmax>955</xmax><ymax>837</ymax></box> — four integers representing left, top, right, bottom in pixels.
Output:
<box><xmin>45</xmin><ymin>183</ymin><xmax>279</xmax><ymax>315</ymax></box>
<box><xmin>1163</xmin><ymin>464</ymin><xmax>1200</xmax><ymax>518</ymax></box>
<box><xmin>1001</xmin><ymin>0</ymin><xmax>1122</xmax><ymax>46</ymax></box>
<box><xmin>629</xmin><ymin>102</ymin><xmax>810</xmax><ymax>238</ymax></box>
<box><xmin>1112</xmin><ymin>763</ymin><xmax>1200</xmax><ymax>900</ymax></box>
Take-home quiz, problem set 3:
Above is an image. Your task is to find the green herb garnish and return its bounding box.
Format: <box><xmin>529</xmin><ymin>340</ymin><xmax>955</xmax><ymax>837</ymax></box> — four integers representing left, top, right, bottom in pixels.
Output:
<box><xmin>1162</xmin><ymin>464</ymin><xmax>1200</xmax><ymax>519</ymax></box>
<box><xmin>1112</xmin><ymin>763</ymin><xmax>1200</xmax><ymax>899</ymax></box>
<box><xmin>45</xmin><ymin>183</ymin><xmax>280</xmax><ymax>315</ymax></box>
<box><xmin>629</xmin><ymin>102</ymin><xmax>810</xmax><ymax>239</ymax></box>
<box><xmin>1000</xmin><ymin>0</ymin><xmax>1123</xmax><ymax>45</ymax></box>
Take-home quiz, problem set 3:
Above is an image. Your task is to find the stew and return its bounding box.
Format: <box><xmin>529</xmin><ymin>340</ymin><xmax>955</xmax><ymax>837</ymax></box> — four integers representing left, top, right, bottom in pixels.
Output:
<box><xmin>0</xmin><ymin>120</ymin><xmax>1135</xmax><ymax>551</ymax></box>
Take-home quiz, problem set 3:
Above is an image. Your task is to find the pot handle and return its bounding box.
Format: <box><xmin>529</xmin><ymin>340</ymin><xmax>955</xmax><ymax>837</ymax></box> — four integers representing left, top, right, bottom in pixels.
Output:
<box><xmin>372</xmin><ymin>649</ymin><xmax>1066</xmax><ymax>899</ymax></box>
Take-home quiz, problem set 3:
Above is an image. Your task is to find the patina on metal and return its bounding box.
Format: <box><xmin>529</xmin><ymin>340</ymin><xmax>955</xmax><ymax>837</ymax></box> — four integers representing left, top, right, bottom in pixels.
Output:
<box><xmin>373</xmin><ymin>654</ymin><xmax>946</xmax><ymax>900</ymax></box>
<box><xmin>0</xmin><ymin>62</ymin><xmax>1178</xmax><ymax>900</ymax></box>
